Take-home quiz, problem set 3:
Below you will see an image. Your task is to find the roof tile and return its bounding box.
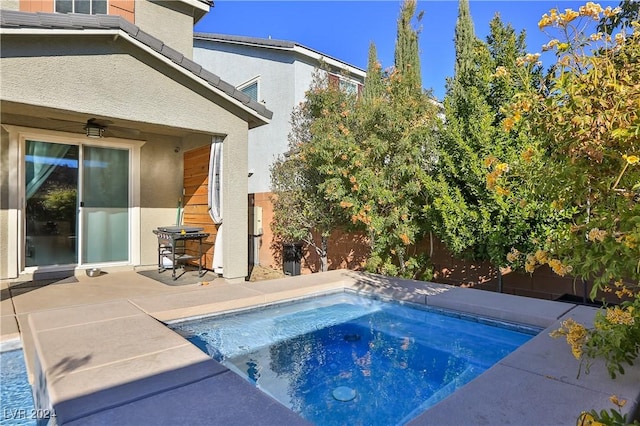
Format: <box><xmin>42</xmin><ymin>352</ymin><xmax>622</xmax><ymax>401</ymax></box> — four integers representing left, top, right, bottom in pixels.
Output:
<box><xmin>160</xmin><ymin>43</ymin><xmax>184</xmax><ymax>65</ymax></box>
<box><xmin>135</xmin><ymin>30</ymin><xmax>163</xmax><ymax>52</ymax></box>
<box><xmin>199</xmin><ymin>68</ymin><xmax>221</xmax><ymax>86</ymax></box>
<box><xmin>181</xmin><ymin>58</ymin><xmax>203</xmax><ymax>76</ymax></box>
<box><xmin>193</xmin><ymin>32</ymin><xmax>295</xmax><ymax>49</ymax></box>
<box><xmin>235</xmin><ymin>90</ymin><xmax>252</xmax><ymax>105</ymax></box>
<box><xmin>37</xmin><ymin>12</ymin><xmax>78</xmax><ymax>28</ymax></box>
<box><xmin>1</xmin><ymin>10</ymin><xmax>42</xmax><ymax>27</ymax></box>
<box><xmin>116</xmin><ymin>17</ymin><xmax>138</xmax><ymax>36</ymax></box>
<box><xmin>94</xmin><ymin>14</ymin><xmax>125</xmax><ymax>30</ymax></box>
<box><xmin>216</xmin><ymin>79</ymin><xmax>236</xmax><ymax>97</ymax></box>
<box><xmin>68</xmin><ymin>14</ymin><xmax>105</xmax><ymax>29</ymax></box>
<box><xmin>254</xmin><ymin>103</ymin><xmax>273</xmax><ymax>120</ymax></box>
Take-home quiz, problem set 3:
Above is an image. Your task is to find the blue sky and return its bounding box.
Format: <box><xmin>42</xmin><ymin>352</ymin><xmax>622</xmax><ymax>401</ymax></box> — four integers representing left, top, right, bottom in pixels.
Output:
<box><xmin>195</xmin><ymin>1</ymin><xmax>620</xmax><ymax>100</ymax></box>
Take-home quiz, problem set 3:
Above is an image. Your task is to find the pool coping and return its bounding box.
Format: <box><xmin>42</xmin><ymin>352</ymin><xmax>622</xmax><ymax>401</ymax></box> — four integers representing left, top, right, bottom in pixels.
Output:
<box><xmin>14</xmin><ymin>269</ymin><xmax>640</xmax><ymax>425</ymax></box>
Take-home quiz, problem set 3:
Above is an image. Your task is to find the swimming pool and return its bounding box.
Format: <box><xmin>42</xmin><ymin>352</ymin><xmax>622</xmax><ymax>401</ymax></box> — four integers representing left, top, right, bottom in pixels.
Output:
<box><xmin>1</xmin><ymin>348</ymin><xmax>36</xmax><ymax>426</ymax></box>
<box><xmin>171</xmin><ymin>292</ymin><xmax>539</xmax><ymax>425</ymax></box>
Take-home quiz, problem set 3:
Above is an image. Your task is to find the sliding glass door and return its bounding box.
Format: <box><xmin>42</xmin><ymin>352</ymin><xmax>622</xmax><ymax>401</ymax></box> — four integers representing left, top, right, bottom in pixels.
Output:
<box><xmin>24</xmin><ymin>140</ymin><xmax>129</xmax><ymax>267</ymax></box>
<box><xmin>81</xmin><ymin>146</ymin><xmax>129</xmax><ymax>263</ymax></box>
<box><xmin>25</xmin><ymin>141</ymin><xmax>79</xmax><ymax>266</ymax></box>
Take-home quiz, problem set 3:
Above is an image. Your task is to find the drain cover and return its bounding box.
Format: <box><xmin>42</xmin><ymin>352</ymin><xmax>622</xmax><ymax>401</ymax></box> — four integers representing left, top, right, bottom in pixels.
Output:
<box><xmin>333</xmin><ymin>386</ymin><xmax>357</xmax><ymax>402</ymax></box>
<box><xmin>343</xmin><ymin>334</ymin><xmax>361</xmax><ymax>342</ymax></box>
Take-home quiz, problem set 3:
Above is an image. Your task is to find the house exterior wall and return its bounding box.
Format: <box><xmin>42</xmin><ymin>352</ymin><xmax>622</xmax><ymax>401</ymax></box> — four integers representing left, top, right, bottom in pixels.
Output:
<box><xmin>0</xmin><ymin>34</ymin><xmax>250</xmax><ymax>281</ymax></box>
<box><xmin>2</xmin><ymin>37</ymin><xmax>214</xmax><ymax>131</ymax></box>
<box><xmin>18</xmin><ymin>0</ymin><xmax>53</xmax><ymax>12</ymax></box>
<box><xmin>14</xmin><ymin>1</ymin><xmax>200</xmax><ymax>58</ymax></box>
<box><xmin>109</xmin><ymin>0</ymin><xmax>135</xmax><ymax>23</ymax></box>
<box><xmin>4</xmin><ymin>0</ymin><xmax>21</xmax><ymax>11</ymax></box>
<box><xmin>135</xmin><ymin>0</ymin><xmax>196</xmax><ymax>59</ymax></box>
<box><xmin>0</xmin><ymin>128</ymin><xmax>14</xmax><ymax>278</ymax></box>
<box><xmin>194</xmin><ymin>42</ymin><xmax>361</xmax><ymax>195</ymax></box>
<box><xmin>193</xmin><ymin>41</ymin><xmax>298</xmax><ymax>195</ymax></box>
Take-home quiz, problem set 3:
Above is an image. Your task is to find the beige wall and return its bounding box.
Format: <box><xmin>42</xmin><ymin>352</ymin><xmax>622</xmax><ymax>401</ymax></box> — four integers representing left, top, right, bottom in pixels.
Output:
<box><xmin>219</xmin><ymin>129</ymin><xmax>249</xmax><ymax>281</ymax></box>
<box><xmin>1</xmin><ymin>36</ymin><xmax>247</xmax><ymax>134</ymax></box>
<box><xmin>138</xmin><ymin>134</ymin><xmax>187</xmax><ymax>267</ymax></box>
<box><xmin>2</xmin><ymin>0</ymin><xmax>21</xmax><ymax>11</ymax></box>
<box><xmin>0</xmin><ymin>128</ymin><xmax>13</xmax><ymax>279</ymax></box>
<box><xmin>0</xmin><ymin>34</ymin><xmax>254</xmax><ymax>281</ymax></box>
<box><xmin>135</xmin><ymin>0</ymin><xmax>197</xmax><ymax>59</ymax></box>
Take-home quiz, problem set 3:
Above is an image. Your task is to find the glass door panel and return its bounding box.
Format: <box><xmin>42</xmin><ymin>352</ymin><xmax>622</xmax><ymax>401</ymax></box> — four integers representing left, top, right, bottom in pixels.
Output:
<box><xmin>81</xmin><ymin>146</ymin><xmax>129</xmax><ymax>263</ymax></box>
<box><xmin>25</xmin><ymin>141</ymin><xmax>79</xmax><ymax>267</ymax></box>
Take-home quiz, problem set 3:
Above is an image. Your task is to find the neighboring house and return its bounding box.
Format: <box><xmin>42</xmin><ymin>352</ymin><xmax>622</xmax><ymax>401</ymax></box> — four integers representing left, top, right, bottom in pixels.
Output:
<box><xmin>193</xmin><ymin>33</ymin><xmax>366</xmax><ymax>270</ymax></box>
<box><xmin>0</xmin><ymin>1</ymin><xmax>272</xmax><ymax>283</ymax></box>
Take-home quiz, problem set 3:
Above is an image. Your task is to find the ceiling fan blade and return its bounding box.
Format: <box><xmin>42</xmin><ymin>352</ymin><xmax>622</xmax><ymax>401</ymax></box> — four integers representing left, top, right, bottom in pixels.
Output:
<box><xmin>87</xmin><ymin>118</ymin><xmax>113</xmax><ymax>127</ymax></box>
<box><xmin>103</xmin><ymin>126</ymin><xmax>142</xmax><ymax>138</ymax></box>
<box><xmin>44</xmin><ymin>116</ymin><xmax>142</xmax><ymax>138</ymax></box>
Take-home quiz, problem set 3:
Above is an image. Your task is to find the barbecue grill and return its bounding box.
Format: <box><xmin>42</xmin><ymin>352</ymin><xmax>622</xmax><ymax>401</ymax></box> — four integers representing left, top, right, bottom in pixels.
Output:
<box><xmin>153</xmin><ymin>226</ymin><xmax>210</xmax><ymax>280</ymax></box>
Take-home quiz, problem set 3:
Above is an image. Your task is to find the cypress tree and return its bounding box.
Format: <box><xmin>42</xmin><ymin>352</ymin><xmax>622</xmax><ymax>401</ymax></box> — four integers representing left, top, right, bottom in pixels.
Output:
<box><xmin>452</xmin><ymin>0</ymin><xmax>476</xmax><ymax>87</ymax></box>
<box><xmin>427</xmin><ymin>0</ymin><xmax>550</xmax><ymax>283</ymax></box>
<box><xmin>394</xmin><ymin>0</ymin><xmax>422</xmax><ymax>93</ymax></box>
<box><xmin>363</xmin><ymin>42</ymin><xmax>384</xmax><ymax>103</ymax></box>
<box><xmin>427</xmin><ymin>0</ymin><xmax>502</xmax><ymax>260</ymax></box>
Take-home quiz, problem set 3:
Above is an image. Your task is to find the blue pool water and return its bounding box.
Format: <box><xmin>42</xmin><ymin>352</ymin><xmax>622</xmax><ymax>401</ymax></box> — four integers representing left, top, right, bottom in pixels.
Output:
<box><xmin>171</xmin><ymin>292</ymin><xmax>538</xmax><ymax>425</ymax></box>
<box><xmin>1</xmin><ymin>349</ymin><xmax>36</xmax><ymax>426</ymax></box>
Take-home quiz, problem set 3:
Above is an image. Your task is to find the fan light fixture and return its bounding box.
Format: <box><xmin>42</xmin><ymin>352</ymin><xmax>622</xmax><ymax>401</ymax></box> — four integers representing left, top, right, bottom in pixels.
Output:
<box><xmin>85</xmin><ymin>122</ymin><xmax>104</xmax><ymax>138</ymax></box>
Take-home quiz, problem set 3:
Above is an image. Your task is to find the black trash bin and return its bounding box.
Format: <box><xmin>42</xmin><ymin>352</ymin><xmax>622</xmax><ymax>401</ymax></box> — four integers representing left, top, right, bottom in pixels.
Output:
<box><xmin>283</xmin><ymin>242</ymin><xmax>303</xmax><ymax>276</ymax></box>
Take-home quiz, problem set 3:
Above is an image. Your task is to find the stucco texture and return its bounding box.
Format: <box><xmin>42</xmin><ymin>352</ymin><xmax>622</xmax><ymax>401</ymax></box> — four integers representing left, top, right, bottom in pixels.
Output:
<box><xmin>0</xmin><ymin>33</ymin><xmax>250</xmax><ymax>280</ymax></box>
<box><xmin>135</xmin><ymin>0</ymin><xmax>196</xmax><ymax>60</ymax></box>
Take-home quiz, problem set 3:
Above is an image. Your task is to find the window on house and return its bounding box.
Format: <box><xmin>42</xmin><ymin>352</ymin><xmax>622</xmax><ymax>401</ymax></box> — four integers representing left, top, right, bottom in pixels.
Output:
<box><xmin>330</xmin><ymin>73</ymin><xmax>361</xmax><ymax>96</ymax></box>
<box><xmin>339</xmin><ymin>79</ymin><xmax>358</xmax><ymax>95</ymax></box>
<box><xmin>55</xmin><ymin>0</ymin><xmax>107</xmax><ymax>15</ymax></box>
<box><xmin>238</xmin><ymin>79</ymin><xmax>259</xmax><ymax>102</ymax></box>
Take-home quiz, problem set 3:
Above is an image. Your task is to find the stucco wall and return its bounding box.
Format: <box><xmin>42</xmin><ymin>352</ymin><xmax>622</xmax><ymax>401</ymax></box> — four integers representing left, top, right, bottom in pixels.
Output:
<box><xmin>135</xmin><ymin>0</ymin><xmax>196</xmax><ymax>59</ymax></box>
<box><xmin>1</xmin><ymin>34</ymin><xmax>251</xmax><ymax>281</ymax></box>
<box><xmin>2</xmin><ymin>0</ymin><xmax>21</xmax><ymax>11</ymax></box>
<box><xmin>1</xmin><ymin>36</ymin><xmax>246</xmax><ymax>134</ymax></box>
<box><xmin>138</xmin><ymin>134</ymin><xmax>187</xmax><ymax>267</ymax></box>
<box><xmin>193</xmin><ymin>41</ymin><xmax>364</xmax><ymax>196</ymax></box>
<box><xmin>194</xmin><ymin>41</ymin><xmax>299</xmax><ymax>195</ymax></box>
<box><xmin>0</xmin><ymin>128</ymin><xmax>11</xmax><ymax>279</ymax></box>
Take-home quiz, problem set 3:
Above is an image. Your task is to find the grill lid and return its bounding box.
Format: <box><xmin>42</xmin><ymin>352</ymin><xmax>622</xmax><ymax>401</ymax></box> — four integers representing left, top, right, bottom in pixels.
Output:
<box><xmin>157</xmin><ymin>226</ymin><xmax>204</xmax><ymax>233</ymax></box>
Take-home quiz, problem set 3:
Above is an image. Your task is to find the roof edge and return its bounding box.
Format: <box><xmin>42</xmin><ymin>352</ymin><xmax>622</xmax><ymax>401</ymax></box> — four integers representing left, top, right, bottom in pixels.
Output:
<box><xmin>0</xmin><ymin>10</ymin><xmax>273</xmax><ymax>124</ymax></box>
<box><xmin>194</xmin><ymin>32</ymin><xmax>366</xmax><ymax>78</ymax></box>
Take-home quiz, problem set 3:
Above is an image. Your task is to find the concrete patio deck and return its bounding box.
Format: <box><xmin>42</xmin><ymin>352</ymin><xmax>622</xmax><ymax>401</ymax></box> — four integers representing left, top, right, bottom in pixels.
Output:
<box><xmin>1</xmin><ymin>269</ymin><xmax>639</xmax><ymax>425</ymax></box>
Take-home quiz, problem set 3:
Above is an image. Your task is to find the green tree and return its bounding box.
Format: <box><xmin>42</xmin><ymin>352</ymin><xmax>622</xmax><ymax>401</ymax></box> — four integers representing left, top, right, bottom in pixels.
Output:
<box><xmin>297</xmin><ymin>0</ymin><xmax>439</xmax><ymax>278</ymax></box>
<box><xmin>425</xmin><ymin>1</ymin><xmax>552</xmax><ymax>277</ymax></box>
<box><xmin>451</xmin><ymin>0</ymin><xmax>477</xmax><ymax>91</ymax></box>
<box><xmin>363</xmin><ymin>42</ymin><xmax>384</xmax><ymax>102</ymax></box>
<box><xmin>270</xmin><ymin>71</ymin><xmax>350</xmax><ymax>272</ymax></box>
<box><xmin>394</xmin><ymin>0</ymin><xmax>422</xmax><ymax>94</ymax></box>
<box><xmin>424</xmin><ymin>0</ymin><xmax>492</xmax><ymax>259</ymax></box>
<box><xmin>502</xmin><ymin>4</ymin><xmax>640</xmax><ymax>293</ymax></box>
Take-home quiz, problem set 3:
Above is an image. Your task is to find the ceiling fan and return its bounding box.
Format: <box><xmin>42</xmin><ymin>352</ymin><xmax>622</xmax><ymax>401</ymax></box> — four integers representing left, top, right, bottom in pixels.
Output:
<box><xmin>47</xmin><ymin>117</ymin><xmax>142</xmax><ymax>139</ymax></box>
<box><xmin>84</xmin><ymin>118</ymin><xmax>108</xmax><ymax>138</ymax></box>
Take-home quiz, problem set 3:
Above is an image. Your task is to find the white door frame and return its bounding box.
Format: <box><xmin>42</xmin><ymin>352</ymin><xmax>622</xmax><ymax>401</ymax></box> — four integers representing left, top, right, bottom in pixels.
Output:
<box><xmin>2</xmin><ymin>125</ymin><xmax>144</xmax><ymax>275</ymax></box>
